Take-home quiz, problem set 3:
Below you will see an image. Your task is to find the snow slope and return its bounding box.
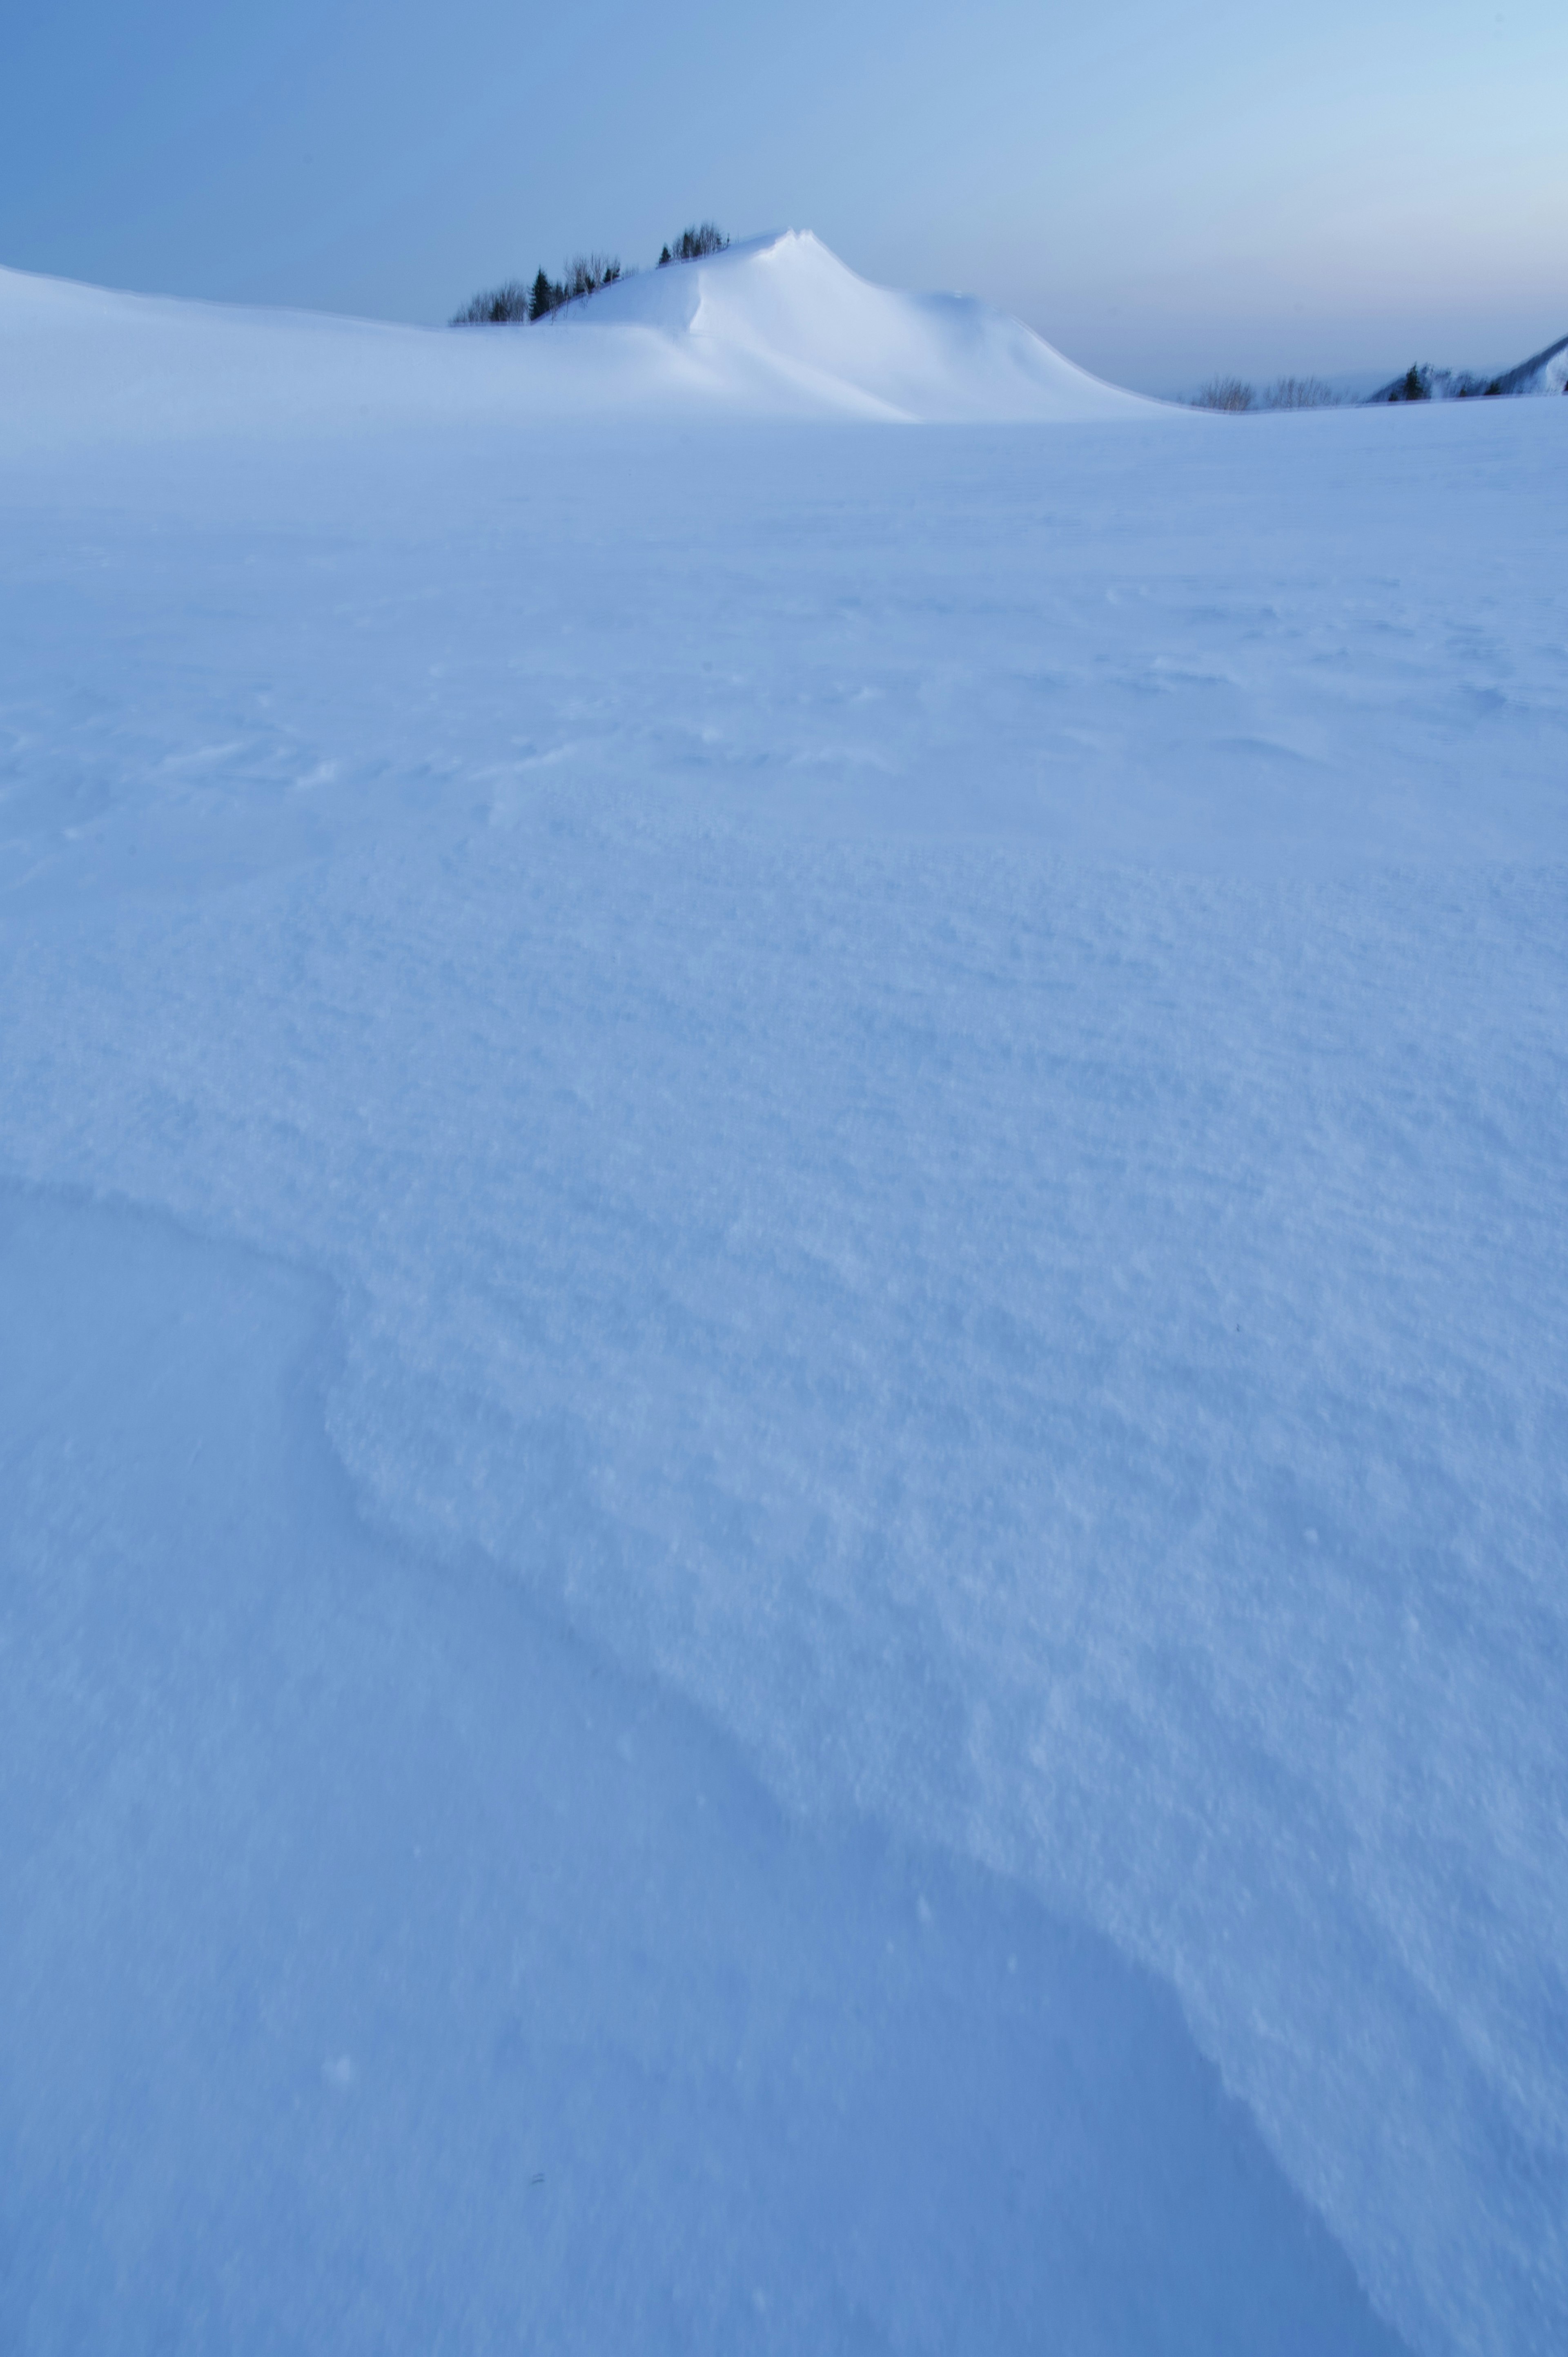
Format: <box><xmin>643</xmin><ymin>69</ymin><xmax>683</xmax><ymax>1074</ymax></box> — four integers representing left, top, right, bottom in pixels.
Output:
<box><xmin>0</xmin><ymin>231</ymin><xmax>1149</xmax><ymax>446</ymax></box>
<box><xmin>1</xmin><ymin>254</ymin><xmax>1566</xmax><ymax>2357</ymax></box>
<box><xmin>1368</xmin><ymin>331</ymin><xmax>1568</xmax><ymax>403</ymax></box>
<box><xmin>1498</xmin><ymin>331</ymin><xmax>1568</xmax><ymax>397</ymax></box>
<box><xmin>548</xmin><ymin>230</ymin><xmax>1150</xmax><ymax>419</ymax></box>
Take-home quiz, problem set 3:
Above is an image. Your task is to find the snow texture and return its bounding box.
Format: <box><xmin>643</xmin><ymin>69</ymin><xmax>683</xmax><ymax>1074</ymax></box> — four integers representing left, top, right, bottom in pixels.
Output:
<box><xmin>1</xmin><ymin>235</ymin><xmax>1565</xmax><ymax>2356</ymax></box>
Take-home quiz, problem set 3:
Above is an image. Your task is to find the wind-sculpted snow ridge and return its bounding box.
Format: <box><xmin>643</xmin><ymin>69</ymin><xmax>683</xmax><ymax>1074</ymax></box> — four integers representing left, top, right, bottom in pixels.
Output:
<box><xmin>1</xmin><ymin>256</ymin><xmax>1566</xmax><ymax>2357</ymax></box>
<box><xmin>0</xmin><ymin>1189</ymin><xmax>1405</xmax><ymax>2357</ymax></box>
<box><xmin>550</xmin><ymin>228</ymin><xmax>1154</xmax><ymax>420</ymax></box>
<box><xmin>0</xmin><ymin>232</ymin><xmax>1155</xmax><ymax>442</ymax></box>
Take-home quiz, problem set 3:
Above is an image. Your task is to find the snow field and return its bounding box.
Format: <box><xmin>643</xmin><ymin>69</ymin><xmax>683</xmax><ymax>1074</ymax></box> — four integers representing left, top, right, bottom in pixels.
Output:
<box><xmin>1</xmin><ymin>251</ymin><xmax>1566</xmax><ymax>2354</ymax></box>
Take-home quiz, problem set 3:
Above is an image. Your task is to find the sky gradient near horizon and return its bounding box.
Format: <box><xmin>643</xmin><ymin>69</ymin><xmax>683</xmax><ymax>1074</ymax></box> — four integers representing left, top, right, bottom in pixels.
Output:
<box><xmin>3</xmin><ymin>0</ymin><xmax>1564</xmax><ymax>391</ymax></box>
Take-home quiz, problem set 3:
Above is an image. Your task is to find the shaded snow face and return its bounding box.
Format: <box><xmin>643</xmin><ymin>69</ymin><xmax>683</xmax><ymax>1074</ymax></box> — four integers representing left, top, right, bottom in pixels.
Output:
<box><xmin>0</xmin><ymin>346</ymin><xmax>1565</xmax><ymax>2356</ymax></box>
<box><xmin>0</xmin><ymin>1188</ymin><xmax>1404</xmax><ymax>2357</ymax></box>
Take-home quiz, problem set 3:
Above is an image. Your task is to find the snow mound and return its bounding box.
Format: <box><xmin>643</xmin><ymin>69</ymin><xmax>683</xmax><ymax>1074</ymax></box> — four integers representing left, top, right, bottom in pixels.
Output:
<box><xmin>552</xmin><ymin>230</ymin><xmax>1151</xmax><ymax>421</ymax></box>
<box><xmin>0</xmin><ymin>234</ymin><xmax>1154</xmax><ymax>446</ymax></box>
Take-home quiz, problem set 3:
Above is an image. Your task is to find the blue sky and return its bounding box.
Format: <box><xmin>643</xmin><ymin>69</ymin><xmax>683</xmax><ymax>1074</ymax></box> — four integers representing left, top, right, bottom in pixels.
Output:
<box><xmin>3</xmin><ymin>0</ymin><xmax>1564</xmax><ymax>389</ymax></box>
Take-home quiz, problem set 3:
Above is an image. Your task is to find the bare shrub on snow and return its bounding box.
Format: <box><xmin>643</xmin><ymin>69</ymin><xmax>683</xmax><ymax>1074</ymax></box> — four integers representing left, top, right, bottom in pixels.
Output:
<box><xmin>1194</xmin><ymin>377</ymin><xmax>1255</xmax><ymax>412</ymax></box>
<box><xmin>1261</xmin><ymin>377</ymin><xmax>1338</xmax><ymax>409</ymax></box>
<box><xmin>451</xmin><ymin>281</ymin><xmax>532</xmax><ymax>325</ymax></box>
<box><xmin>1194</xmin><ymin>376</ymin><xmax>1340</xmax><ymax>413</ymax></box>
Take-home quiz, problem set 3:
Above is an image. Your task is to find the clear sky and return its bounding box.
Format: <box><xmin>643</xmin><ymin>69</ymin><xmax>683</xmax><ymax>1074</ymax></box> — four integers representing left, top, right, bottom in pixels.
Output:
<box><xmin>4</xmin><ymin>0</ymin><xmax>1564</xmax><ymax>391</ymax></box>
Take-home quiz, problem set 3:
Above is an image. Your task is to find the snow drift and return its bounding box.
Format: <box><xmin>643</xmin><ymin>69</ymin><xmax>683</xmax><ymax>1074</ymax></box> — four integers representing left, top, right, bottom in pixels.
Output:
<box><xmin>546</xmin><ymin>229</ymin><xmax>1150</xmax><ymax>420</ymax></box>
<box><xmin>0</xmin><ymin>230</ymin><xmax>1151</xmax><ymax>449</ymax></box>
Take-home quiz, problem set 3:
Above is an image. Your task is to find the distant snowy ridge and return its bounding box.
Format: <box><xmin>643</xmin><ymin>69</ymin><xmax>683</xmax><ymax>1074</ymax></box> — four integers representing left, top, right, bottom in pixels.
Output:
<box><xmin>1491</xmin><ymin>330</ymin><xmax>1568</xmax><ymax>397</ymax></box>
<box><xmin>1368</xmin><ymin>330</ymin><xmax>1568</xmax><ymax>403</ymax></box>
<box><xmin>3</xmin><ymin>212</ymin><xmax>1567</xmax><ymax>2357</ymax></box>
<box><xmin>0</xmin><ymin>232</ymin><xmax>1154</xmax><ymax>443</ymax></box>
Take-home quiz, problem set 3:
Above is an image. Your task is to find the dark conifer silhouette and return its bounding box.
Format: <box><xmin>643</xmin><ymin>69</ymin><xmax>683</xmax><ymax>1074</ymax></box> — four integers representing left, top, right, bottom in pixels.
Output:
<box><xmin>661</xmin><ymin>225</ymin><xmax>728</xmax><ymax>265</ymax></box>
<box><xmin>454</xmin><ymin>225</ymin><xmax>724</xmax><ymax>320</ymax></box>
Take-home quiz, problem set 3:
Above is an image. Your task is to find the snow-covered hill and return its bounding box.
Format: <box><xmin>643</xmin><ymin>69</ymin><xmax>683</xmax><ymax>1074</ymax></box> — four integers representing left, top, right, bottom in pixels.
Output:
<box><xmin>546</xmin><ymin>229</ymin><xmax>1151</xmax><ymax>419</ymax></box>
<box><xmin>1368</xmin><ymin>329</ymin><xmax>1568</xmax><ymax>403</ymax></box>
<box><xmin>1492</xmin><ymin>329</ymin><xmax>1568</xmax><ymax>396</ymax></box>
<box><xmin>1</xmin><ymin>240</ymin><xmax>1566</xmax><ymax>2357</ymax></box>
<box><xmin>0</xmin><ymin>230</ymin><xmax>1151</xmax><ymax>444</ymax></box>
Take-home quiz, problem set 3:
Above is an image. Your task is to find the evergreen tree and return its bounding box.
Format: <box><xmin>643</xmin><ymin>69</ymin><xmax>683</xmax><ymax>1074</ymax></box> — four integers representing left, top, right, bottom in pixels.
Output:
<box><xmin>669</xmin><ymin>224</ymin><xmax>728</xmax><ymax>262</ymax></box>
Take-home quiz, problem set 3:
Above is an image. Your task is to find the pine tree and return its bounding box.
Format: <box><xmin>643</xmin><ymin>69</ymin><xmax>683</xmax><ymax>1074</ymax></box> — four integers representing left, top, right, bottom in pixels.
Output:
<box><xmin>669</xmin><ymin>225</ymin><xmax>728</xmax><ymax>262</ymax></box>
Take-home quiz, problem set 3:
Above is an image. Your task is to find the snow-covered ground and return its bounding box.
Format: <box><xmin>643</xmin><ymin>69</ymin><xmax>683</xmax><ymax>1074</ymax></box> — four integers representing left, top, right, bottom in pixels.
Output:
<box><xmin>1</xmin><ymin>235</ymin><xmax>1565</xmax><ymax>2356</ymax></box>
